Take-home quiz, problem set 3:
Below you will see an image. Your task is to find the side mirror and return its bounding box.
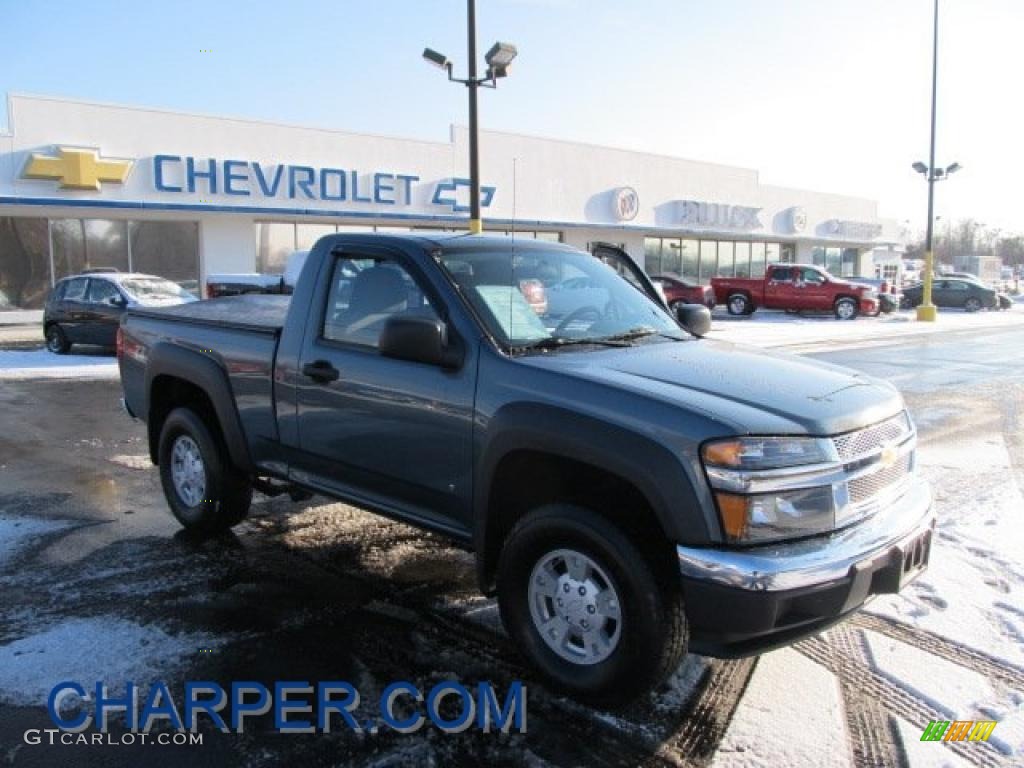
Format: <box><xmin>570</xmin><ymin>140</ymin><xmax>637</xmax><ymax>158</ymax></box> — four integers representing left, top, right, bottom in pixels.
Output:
<box><xmin>379</xmin><ymin>315</ymin><xmax>462</xmax><ymax>368</ymax></box>
<box><xmin>107</xmin><ymin>296</ymin><xmax>127</xmax><ymax>307</ymax></box>
<box><xmin>675</xmin><ymin>303</ymin><xmax>712</xmax><ymax>338</ymax></box>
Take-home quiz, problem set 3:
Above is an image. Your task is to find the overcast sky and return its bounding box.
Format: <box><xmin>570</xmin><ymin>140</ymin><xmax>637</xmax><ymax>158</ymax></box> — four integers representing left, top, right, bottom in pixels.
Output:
<box><xmin>1</xmin><ymin>0</ymin><xmax>1020</xmax><ymax>233</ymax></box>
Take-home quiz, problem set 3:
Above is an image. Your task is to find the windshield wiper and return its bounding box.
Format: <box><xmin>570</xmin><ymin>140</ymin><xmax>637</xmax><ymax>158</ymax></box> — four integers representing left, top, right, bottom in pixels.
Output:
<box><xmin>511</xmin><ymin>336</ymin><xmax>633</xmax><ymax>354</ymax></box>
<box><xmin>600</xmin><ymin>326</ymin><xmax>685</xmax><ymax>343</ymax></box>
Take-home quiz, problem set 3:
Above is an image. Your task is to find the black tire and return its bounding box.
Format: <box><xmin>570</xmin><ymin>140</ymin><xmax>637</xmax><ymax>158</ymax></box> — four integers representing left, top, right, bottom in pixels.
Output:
<box><xmin>497</xmin><ymin>504</ymin><xmax>688</xmax><ymax>707</ymax></box>
<box><xmin>727</xmin><ymin>293</ymin><xmax>751</xmax><ymax>316</ymax></box>
<box><xmin>964</xmin><ymin>297</ymin><xmax>982</xmax><ymax>312</ymax></box>
<box><xmin>834</xmin><ymin>296</ymin><xmax>858</xmax><ymax>320</ymax></box>
<box><xmin>45</xmin><ymin>324</ymin><xmax>70</xmax><ymax>354</ymax></box>
<box><xmin>158</xmin><ymin>407</ymin><xmax>252</xmax><ymax>534</ymax></box>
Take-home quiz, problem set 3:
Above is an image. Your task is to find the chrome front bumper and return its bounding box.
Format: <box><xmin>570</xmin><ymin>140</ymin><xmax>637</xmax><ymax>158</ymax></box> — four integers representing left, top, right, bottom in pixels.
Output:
<box><xmin>676</xmin><ymin>477</ymin><xmax>934</xmax><ymax>592</ymax></box>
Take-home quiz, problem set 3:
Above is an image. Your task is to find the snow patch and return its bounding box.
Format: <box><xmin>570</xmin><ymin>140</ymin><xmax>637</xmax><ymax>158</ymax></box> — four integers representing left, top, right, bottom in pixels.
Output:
<box><xmin>108</xmin><ymin>454</ymin><xmax>151</xmax><ymax>470</ymax></box>
<box><xmin>0</xmin><ymin>349</ymin><xmax>118</xmax><ymax>380</ymax></box>
<box><xmin>711</xmin><ymin>648</ymin><xmax>852</xmax><ymax>768</ymax></box>
<box><xmin>0</xmin><ymin>515</ymin><xmax>73</xmax><ymax>563</ymax></box>
<box><xmin>0</xmin><ymin>617</ymin><xmax>223</xmax><ymax>707</ymax></box>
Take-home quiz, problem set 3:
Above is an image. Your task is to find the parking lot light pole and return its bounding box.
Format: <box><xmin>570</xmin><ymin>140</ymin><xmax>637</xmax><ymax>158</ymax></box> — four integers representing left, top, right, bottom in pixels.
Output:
<box><xmin>912</xmin><ymin>0</ymin><xmax>960</xmax><ymax>322</ymax></box>
<box><xmin>423</xmin><ymin>0</ymin><xmax>518</xmax><ymax>234</ymax></box>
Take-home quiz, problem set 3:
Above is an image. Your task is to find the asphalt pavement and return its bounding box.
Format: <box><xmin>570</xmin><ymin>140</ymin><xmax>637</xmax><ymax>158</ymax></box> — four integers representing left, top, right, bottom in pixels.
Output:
<box><xmin>0</xmin><ymin>325</ymin><xmax>1022</xmax><ymax>767</ymax></box>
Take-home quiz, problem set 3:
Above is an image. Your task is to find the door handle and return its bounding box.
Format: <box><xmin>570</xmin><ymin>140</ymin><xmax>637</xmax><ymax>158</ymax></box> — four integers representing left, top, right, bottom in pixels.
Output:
<box><xmin>301</xmin><ymin>360</ymin><xmax>340</xmax><ymax>383</ymax></box>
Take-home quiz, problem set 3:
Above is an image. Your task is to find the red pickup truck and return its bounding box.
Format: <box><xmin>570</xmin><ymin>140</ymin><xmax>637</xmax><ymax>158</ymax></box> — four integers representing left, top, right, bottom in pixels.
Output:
<box><xmin>712</xmin><ymin>264</ymin><xmax>879</xmax><ymax>319</ymax></box>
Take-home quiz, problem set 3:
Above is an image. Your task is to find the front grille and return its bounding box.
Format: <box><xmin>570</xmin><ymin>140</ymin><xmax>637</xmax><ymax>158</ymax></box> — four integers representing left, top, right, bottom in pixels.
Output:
<box><xmin>833</xmin><ymin>412</ymin><xmax>911</xmax><ymax>461</ymax></box>
<box><xmin>849</xmin><ymin>454</ymin><xmax>913</xmax><ymax>504</ymax></box>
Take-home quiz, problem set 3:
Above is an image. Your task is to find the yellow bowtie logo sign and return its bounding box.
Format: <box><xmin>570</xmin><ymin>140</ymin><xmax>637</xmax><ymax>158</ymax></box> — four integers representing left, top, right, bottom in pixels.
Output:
<box><xmin>22</xmin><ymin>147</ymin><xmax>133</xmax><ymax>190</ymax></box>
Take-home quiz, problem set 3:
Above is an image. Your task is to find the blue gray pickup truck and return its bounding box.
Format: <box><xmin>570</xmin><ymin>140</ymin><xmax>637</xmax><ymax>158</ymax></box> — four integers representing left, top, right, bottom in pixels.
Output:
<box><xmin>118</xmin><ymin>234</ymin><xmax>933</xmax><ymax>705</ymax></box>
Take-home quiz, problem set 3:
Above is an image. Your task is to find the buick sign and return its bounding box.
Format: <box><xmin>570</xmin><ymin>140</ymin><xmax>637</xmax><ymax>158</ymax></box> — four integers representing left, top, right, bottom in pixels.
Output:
<box><xmin>612</xmin><ymin>186</ymin><xmax>639</xmax><ymax>221</ymax></box>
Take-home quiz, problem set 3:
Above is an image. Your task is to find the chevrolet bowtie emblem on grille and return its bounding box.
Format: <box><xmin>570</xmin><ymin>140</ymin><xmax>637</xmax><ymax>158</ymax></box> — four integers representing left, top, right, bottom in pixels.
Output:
<box><xmin>879</xmin><ymin>442</ymin><xmax>899</xmax><ymax>468</ymax></box>
<box><xmin>22</xmin><ymin>147</ymin><xmax>133</xmax><ymax>190</ymax></box>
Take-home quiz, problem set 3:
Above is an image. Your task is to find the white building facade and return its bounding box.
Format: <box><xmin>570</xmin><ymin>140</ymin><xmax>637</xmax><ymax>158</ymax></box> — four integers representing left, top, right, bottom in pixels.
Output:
<box><xmin>0</xmin><ymin>94</ymin><xmax>903</xmax><ymax>308</ymax></box>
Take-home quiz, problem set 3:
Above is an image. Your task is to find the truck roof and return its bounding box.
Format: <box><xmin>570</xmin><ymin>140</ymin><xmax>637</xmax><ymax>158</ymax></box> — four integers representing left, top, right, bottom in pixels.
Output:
<box><xmin>322</xmin><ymin>232</ymin><xmax>577</xmax><ymax>255</ymax></box>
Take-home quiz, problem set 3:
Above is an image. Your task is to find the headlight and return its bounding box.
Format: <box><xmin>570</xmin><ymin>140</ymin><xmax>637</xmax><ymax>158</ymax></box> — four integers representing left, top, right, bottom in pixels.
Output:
<box><xmin>702</xmin><ymin>437</ymin><xmax>837</xmax><ymax>471</ymax></box>
<box><xmin>702</xmin><ymin>437</ymin><xmax>845</xmax><ymax>543</ymax></box>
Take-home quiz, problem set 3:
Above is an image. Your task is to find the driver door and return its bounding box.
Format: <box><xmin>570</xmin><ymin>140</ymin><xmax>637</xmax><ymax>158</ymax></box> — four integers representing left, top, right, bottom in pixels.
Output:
<box><xmin>796</xmin><ymin>267</ymin><xmax>830</xmax><ymax>311</ymax></box>
<box><xmin>292</xmin><ymin>245</ymin><xmax>476</xmax><ymax>535</ymax></box>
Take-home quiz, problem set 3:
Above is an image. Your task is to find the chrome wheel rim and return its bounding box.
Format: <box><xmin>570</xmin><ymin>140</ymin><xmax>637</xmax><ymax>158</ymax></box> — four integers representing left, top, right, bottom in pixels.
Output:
<box><xmin>838</xmin><ymin>301</ymin><xmax>855</xmax><ymax>319</ymax></box>
<box><xmin>528</xmin><ymin>548</ymin><xmax>622</xmax><ymax>665</ymax></box>
<box><xmin>170</xmin><ymin>435</ymin><xmax>206</xmax><ymax>507</ymax></box>
<box><xmin>965</xmin><ymin>299</ymin><xmax>980</xmax><ymax>312</ymax></box>
<box><xmin>729</xmin><ymin>297</ymin><xmax>745</xmax><ymax>314</ymax></box>
<box><xmin>46</xmin><ymin>329</ymin><xmax>61</xmax><ymax>352</ymax></box>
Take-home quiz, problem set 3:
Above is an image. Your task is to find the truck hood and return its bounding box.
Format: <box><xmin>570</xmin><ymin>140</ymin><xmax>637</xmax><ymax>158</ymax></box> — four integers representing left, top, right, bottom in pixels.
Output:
<box><xmin>519</xmin><ymin>338</ymin><xmax>903</xmax><ymax>436</ymax></box>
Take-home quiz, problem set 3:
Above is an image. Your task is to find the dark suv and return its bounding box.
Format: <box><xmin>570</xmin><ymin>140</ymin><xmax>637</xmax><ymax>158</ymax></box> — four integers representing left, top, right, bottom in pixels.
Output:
<box><xmin>44</xmin><ymin>271</ymin><xmax>196</xmax><ymax>354</ymax></box>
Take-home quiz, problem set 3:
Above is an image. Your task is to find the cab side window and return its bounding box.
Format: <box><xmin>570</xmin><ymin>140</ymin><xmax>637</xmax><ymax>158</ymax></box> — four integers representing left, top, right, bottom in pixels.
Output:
<box><xmin>322</xmin><ymin>255</ymin><xmax>438</xmax><ymax>348</ymax></box>
<box><xmin>801</xmin><ymin>268</ymin><xmax>826</xmax><ymax>285</ymax></box>
<box><xmin>769</xmin><ymin>267</ymin><xmax>793</xmax><ymax>282</ymax></box>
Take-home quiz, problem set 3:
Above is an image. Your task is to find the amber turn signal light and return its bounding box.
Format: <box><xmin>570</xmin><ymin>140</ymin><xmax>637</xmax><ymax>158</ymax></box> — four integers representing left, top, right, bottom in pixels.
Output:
<box><xmin>703</xmin><ymin>440</ymin><xmax>745</xmax><ymax>467</ymax></box>
<box><xmin>714</xmin><ymin>492</ymin><xmax>749</xmax><ymax>540</ymax></box>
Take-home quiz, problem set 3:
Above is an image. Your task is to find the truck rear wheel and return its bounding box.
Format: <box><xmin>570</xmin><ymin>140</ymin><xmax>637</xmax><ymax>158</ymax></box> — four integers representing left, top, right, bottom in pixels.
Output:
<box><xmin>727</xmin><ymin>293</ymin><xmax>751</xmax><ymax>316</ymax></box>
<box><xmin>497</xmin><ymin>504</ymin><xmax>688</xmax><ymax>707</ymax></box>
<box><xmin>158</xmin><ymin>407</ymin><xmax>252</xmax><ymax>534</ymax></box>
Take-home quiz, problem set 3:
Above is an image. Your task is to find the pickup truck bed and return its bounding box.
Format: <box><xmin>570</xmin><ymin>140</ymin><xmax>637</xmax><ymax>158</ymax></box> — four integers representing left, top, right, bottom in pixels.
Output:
<box><xmin>128</xmin><ymin>294</ymin><xmax>290</xmax><ymax>331</ymax></box>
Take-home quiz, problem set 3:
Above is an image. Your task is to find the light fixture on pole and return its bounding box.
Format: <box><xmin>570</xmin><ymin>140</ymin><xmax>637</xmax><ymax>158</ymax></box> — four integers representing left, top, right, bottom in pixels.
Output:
<box><xmin>423</xmin><ymin>2</ymin><xmax>518</xmax><ymax>234</ymax></box>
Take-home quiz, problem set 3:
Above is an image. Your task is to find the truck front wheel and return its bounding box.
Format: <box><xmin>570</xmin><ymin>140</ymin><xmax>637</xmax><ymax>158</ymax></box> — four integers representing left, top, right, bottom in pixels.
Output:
<box><xmin>727</xmin><ymin>293</ymin><xmax>752</xmax><ymax>316</ymax></box>
<box><xmin>834</xmin><ymin>297</ymin><xmax>858</xmax><ymax>320</ymax></box>
<box><xmin>497</xmin><ymin>504</ymin><xmax>688</xmax><ymax>707</ymax></box>
<box><xmin>158</xmin><ymin>407</ymin><xmax>252</xmax><ymax>534</ymax></box>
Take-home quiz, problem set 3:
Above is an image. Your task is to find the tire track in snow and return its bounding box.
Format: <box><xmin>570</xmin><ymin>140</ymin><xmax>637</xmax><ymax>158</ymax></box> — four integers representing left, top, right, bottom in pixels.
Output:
<box><xmin>851</xmin><ymin>612</ymin><xmax>1024</xmax><ymax>693</ymax></box>
<box><xmin>797</xmin><ymin>625</ymin><xmax>1007</xmax><ymax>768</ymax></box>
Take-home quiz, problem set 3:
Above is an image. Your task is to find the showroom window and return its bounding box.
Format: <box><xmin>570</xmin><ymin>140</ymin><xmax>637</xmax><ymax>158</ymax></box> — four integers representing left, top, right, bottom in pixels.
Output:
<box><xmin>812</xmin><ymin>246</ymin><xmax>859</xmax><ymax>277</ymax></box>
<box><xmin>129</xmin><ymin>221</ymin><xmax>200</xmax><ymax>292</ymax></box>
<box><xmin>643</xmin><ymin>237</ymin><xmax>787</xmax><ymax>284</ymax></box>
<box><xmin>0</xmin><ymin>216</ymin><xmax>198</xmax><ymax>310</ymax></box>
<box><xmin>0</xmin><ymin>217</ymin><xmax>50</xmax><ymax>310</ymax></box>
<box><xmin>257</xmin><ymin>221</ymin><xmax>562</xmax><ymax>272</ymax></box>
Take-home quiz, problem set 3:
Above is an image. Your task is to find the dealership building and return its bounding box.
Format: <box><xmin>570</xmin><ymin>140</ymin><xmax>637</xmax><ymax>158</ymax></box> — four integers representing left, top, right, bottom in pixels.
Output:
<box><xmin>0</xmin><ymin>94</ymin><xmax>904</xmax><ymax>309</ymax></box>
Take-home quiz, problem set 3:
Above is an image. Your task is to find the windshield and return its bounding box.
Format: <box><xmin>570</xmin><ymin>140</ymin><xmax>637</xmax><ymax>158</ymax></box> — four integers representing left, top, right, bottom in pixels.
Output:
<box><xmin>440</xmin><ymin>247</ymin><xmax>684</xmax><ymax>351</ymax></box>
<box><xmin>120</xmin><ymin>278</ymin><xmax>196</xmax><ymax>304</ymax></box>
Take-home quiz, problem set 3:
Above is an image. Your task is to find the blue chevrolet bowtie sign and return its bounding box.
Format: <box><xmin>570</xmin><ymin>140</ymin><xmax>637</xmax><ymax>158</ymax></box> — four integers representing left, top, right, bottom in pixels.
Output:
<box><xmin>152</xmin><ymin>155</ymin><xmax>495</xmax><ymax>211</ymax></box>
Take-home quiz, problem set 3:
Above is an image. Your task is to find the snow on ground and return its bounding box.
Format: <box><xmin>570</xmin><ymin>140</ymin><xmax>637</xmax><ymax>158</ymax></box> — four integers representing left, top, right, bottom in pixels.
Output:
<box><xmin>0</xmin><ymin>310</ymin><xmax>43</xmax><ymax>325</ymax></box>
<box><xmin>708</xmin><ymin>305</ymin><xmax>1024</xmax><ymax>351</ymax></box>
<box><xmin>0</xmin><ymin>616</ymin><xmax>223</xmax><ymax>707</ymax></box>
<box><xmin>0</xmin><ymin>348</ymin><xmax>118</xmax><ymax>380</ymax></box>
<box><xmin>869</xmin><ymin>435</ymin><xmax>1024</xmax><ymax>669</ymax></box>
<box><xmin>0</xmin><ymin>515</ymin><xmax>73</xmax><ymax>563</ymax></box>
<box><xmin>864</xmin><ymin>630</ymin><xmax>1022</xmax><ymax>756</ymax></box>
<box><xmin>711</xmin><ymin>647</ymin><xmax>851</xmax><ymax>768</ymax></box>
<box><xmin>894</xmin><ymin>717</ymin><xmax>976</xmax><ymax>768</ymax></box>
